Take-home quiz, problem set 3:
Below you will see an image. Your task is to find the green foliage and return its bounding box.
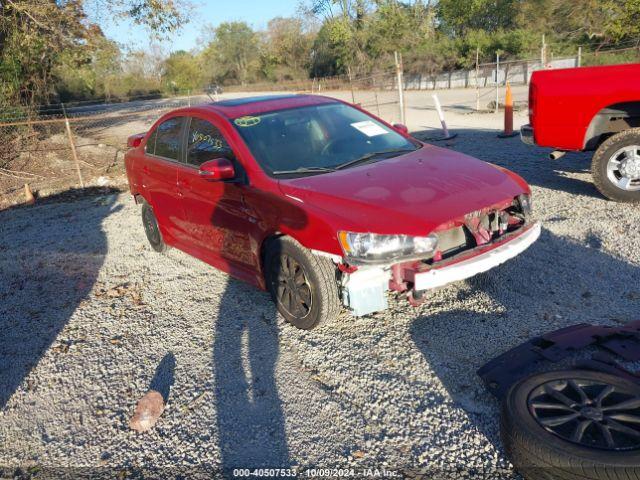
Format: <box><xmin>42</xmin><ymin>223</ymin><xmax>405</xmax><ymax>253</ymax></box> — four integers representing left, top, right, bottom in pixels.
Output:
<box><xmin>200</xmin><ymin>22</ymin><xmax>260</xmax><ymax>85</ymax></box>
<box><xmin>365</xmin><ymin>1</ymin><xmax>434</xmax><ymax>57</ymax></box>
<box><xmin>0</xmin><ymin>0</ymin><xmax>87</xmax><ymax>106</ymax></box>
<box><xmin>54</xmin><ymin>28</ymin><xmax>123</xmax><ymax>102</ymax></box>
<box><xmin>603</xmin><ymin>0</ymin><xmax>640</xmax><ymax>42</ymax></box>
<box><xmin>310</xmin><ymin>20</ymin><xmax>349</xmax><ymax>77</ymax></box>
<box><xmin>260</xmin><ymin>17</ymin><xmax>314</xmax><ymax>81</ymax></box>
<box><xmin>0</xmin><ymin>0</ymin><xmax>188</xmax><ymax>107</ymax></box>
<box><xmin>162</xmin><ymin>50</ymin><xmax>202</xmax><ymax>92</ymax></box>
<box><xmin>438</xmin><ymin>0</ymin><xmax>519</xmax><ymax>35</ymax></box>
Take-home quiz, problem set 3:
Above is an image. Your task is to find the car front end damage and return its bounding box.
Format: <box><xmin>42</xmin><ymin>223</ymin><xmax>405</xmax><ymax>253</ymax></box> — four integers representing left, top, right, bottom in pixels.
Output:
<box><xmin>336</xmin><ymin>196</ymin><xmax>541</xmax><ymax>316</ymax></box>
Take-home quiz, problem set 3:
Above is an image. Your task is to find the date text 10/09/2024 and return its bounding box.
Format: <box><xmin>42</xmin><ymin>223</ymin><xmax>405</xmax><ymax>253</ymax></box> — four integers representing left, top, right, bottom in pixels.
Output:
<box><xmin>232</xmin><ymin>468</ymin><xmax>400</xmax><ymax>478</ymax></box>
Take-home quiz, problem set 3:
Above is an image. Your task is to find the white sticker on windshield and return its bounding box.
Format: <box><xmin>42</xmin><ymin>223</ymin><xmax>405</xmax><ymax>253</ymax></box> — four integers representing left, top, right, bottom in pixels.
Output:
<box><xmin>350</xmin><ymin>120</ymin><xmax>389</xmax><ymax>137</ymax></box>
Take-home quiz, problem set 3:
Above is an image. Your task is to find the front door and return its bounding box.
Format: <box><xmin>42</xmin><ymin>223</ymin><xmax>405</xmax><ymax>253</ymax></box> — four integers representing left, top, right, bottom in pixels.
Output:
<box><xmin>176</xmin><ymin>116</ymin><xmax>257</xmax><ymax>276</ymax></box>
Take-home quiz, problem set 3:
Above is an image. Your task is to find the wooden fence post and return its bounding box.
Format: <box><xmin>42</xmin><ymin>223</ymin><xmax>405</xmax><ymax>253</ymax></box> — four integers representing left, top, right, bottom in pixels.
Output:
<box><xmin>495</xmin><ymin>53</ymin><xmax>500</xmax><ymax>113</ymax></box>
<box><xmin>577</xmin><ymin>46</ymin><xmax>582</xmax><ymax>67</ymax></box>
<box><xmin>394</xmin><ymin>51</ymin><xmax>406</xmax><ymax>124</ymax></box>
<box><xmin>475</xmin><ymin>48</ymin><xmax>480</xmax><ymax>111</ymax></box>
<box><xmin>61</xmin><ymin>103</ymin><xmax>84</xmax><ymax>188</ymax></box>
<box><xmin>347</xmin><ymin>66</ymin><xmax>356</xmax><ymax>104</ymax></box>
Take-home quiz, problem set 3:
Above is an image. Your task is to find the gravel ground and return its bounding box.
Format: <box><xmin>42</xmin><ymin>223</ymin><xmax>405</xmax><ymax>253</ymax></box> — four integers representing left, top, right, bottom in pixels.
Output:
<box><xmin>1</xmin><ymin>95</ymin><xmax>640</xmax><ymax>479</ymax></box>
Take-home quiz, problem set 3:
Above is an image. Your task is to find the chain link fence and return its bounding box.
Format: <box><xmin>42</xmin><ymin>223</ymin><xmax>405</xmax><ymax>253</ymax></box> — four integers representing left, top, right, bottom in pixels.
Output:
<box><xmin>0</xmin><ymin>98</ymin><xmax>197</xmax><ymax>209</ymax></box>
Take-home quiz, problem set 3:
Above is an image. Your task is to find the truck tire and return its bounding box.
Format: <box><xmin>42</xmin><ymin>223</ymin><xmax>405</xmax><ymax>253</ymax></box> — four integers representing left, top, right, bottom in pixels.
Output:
<box><xmin>592</xmin><ymin>129</ymin><xmax>640</xmax><ymax>203</ymax></box>
<box><xmin>501</xmin><ymin>369</ymin><xmax>640</xmax><ymax>480</ymax></box>
<box><xmin>265</xmin><ymin>236</ymin><xmax>340</xmax><ymax>330</ymax></box>
<box><xmin>141</xmin><ymin>201</ymin><xmax>167</xmax><ymax>253</ymax></box>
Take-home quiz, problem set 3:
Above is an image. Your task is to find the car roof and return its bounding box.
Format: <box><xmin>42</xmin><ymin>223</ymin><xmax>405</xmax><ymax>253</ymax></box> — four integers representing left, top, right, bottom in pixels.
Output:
<box><xmin>201</xmin><ymin>94</ymin><xmax>340</xmax><ymax>119</ymax></box>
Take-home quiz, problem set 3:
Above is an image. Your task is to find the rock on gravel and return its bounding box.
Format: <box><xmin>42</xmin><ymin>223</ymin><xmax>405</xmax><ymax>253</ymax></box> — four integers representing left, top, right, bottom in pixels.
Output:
<box><xmin>129</xmin><ymin>391</ymin><xmax>165</xmax><ymax>433</ymax></box>
<box><xmin>1</xmin><ymin>102</ymin><xmax>639</xmax><ymax>479</ymax></box>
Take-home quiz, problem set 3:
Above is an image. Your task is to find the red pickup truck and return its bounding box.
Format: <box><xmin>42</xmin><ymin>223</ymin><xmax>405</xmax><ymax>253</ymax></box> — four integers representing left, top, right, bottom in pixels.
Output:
<box><xmin>521</xmin><ymin>63</ymin><xmax>640</xmax><ymax>203</ymax></box>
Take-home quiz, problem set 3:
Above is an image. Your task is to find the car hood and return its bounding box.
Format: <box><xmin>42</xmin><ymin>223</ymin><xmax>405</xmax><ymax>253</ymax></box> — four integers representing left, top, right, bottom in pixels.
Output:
<box><xmin>277</xmin><ymin>144</ymin><xmax>528</xmax><ymax>236</ymax></box>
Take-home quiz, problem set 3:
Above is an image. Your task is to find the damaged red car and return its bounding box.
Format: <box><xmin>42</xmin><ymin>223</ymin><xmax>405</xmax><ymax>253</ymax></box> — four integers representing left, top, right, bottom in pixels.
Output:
<box><xmin>125</xmin><ymin>94</ymin><xmax>541</xmax><ymax>329</ymax></box>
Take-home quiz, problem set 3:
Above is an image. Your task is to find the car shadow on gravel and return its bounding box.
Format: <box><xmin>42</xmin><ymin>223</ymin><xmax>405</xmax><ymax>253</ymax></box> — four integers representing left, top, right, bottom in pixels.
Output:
<box><xmin>410</xmin><ymin>228</ymin><xmax>640</xmax><ymax>457</ymax></box>
<box><xmin>0</xmin><ymin>192</ymin><xmax>120</xmax><ymax>408</ymax></box>
<box><xmin>413</xmin><ymin>128</ymin><xmax>602</xmax><ymax>200</ymax></box>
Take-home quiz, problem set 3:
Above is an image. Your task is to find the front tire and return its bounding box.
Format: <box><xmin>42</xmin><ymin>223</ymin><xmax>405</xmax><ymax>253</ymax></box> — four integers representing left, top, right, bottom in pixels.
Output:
<box><xmin>265</xmin><ymin>237</ymin><xmax>340</xmax><ymax>330</ymax></box>
<box><xmin>592</xmin><ymin>129</ymin><xmax>640</xmax><ymax>203</ymax></box>
<box><xmin>501</xmin><ymin>369</ymin><xmax>640</xmax><ymax>480</ymax></box>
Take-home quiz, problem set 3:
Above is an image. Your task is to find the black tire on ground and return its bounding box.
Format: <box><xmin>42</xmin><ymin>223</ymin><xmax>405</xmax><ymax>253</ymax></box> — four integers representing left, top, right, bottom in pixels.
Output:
<box><xmin>141</xmin><ymin>200</ymin><xmax>166</xmax><ymax>253</ymax></box>
<box><xmin>501</xmin><ymin>369</ymin><xmax>640</xmax><ymax>480</ymax></box>
<box><xmin>592</xmin><ymin>129</ymin><xmax>640</xmax><ymax>203</ymax></box>
<box><xmin>264</xmin><ymin>236</ymin><xmax>340</xmax><ymax>330</ymax></box>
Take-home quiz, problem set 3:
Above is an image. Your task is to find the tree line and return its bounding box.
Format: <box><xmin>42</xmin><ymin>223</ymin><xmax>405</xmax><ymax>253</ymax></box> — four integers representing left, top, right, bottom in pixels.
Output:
<box><xmin>2</xmin><ymin>0</ymin><xmax>640</xmax><ymax>108</ymax></box>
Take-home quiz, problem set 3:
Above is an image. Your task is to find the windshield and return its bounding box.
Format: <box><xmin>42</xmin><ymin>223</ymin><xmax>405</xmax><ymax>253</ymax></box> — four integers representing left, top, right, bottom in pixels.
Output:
<box><xmin>232</xmin><ymin>103</ymin><xmax>419</xmax><ymax>177</ymax></box>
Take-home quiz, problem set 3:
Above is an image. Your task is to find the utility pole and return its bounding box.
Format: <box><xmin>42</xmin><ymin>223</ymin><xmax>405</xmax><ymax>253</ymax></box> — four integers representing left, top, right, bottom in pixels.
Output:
<box><xmin>541</xmin><ymin>34</ymin><xmax>547</xmax><ymax>67</ymax></box>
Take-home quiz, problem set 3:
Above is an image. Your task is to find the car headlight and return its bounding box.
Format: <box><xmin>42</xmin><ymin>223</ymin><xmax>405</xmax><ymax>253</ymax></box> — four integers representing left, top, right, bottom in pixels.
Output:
<box><xmin>338</xmin><ymin>231</ymin><xmax>438</xmax><ymax>264</ymax></box>
<box><xmin>517</xmin><ymin>193</ymin><xmax>532</xmax><ymax>216</ymax></box>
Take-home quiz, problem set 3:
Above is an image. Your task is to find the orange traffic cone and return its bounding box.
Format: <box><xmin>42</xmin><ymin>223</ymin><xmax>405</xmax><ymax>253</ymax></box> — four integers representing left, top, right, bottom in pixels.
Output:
<box><xmin>24</xmin><ymin>183</ymin><xmax>35</xmax><ymax>205</ymax></box>
<box><xmin>498</xmin><ymin>83</ymin><xmax>518</xmax><ymax>138</ymax></box>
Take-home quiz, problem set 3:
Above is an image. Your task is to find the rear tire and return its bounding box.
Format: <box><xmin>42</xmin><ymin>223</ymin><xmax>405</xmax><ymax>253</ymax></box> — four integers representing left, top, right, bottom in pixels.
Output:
<box><xmin>265</xmin><ymin>237</ymin><xmax>340</xmax><ymax>330</ymax></box>
<box><xmin>592</xmin><ymin>129</ymin><xmax>640</xmax><ymax>203</ymax></box>
<box><xmin>141</xmin><ymin>201</ymin><xmax>166</xmax><ymax>253</ymax></box>
<box><xmin>501</xmin><ymin>369</ymin><xmax>640</xmax><ymax>480</ymax></box>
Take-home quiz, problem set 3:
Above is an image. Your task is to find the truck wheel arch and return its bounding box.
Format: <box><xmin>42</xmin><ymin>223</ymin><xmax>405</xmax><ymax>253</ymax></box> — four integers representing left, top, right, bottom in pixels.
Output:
<box><xmin>584</xmin><ymin>101</ymin><xmax>640</xmax><ymax>150</ymax></box>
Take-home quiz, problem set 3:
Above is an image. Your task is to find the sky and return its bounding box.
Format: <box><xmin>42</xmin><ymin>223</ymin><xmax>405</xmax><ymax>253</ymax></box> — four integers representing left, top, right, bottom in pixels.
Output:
<box><xmin>99</xmin><ymin>0</ymin><xmax>301</xmax><ymax>53</ymax></box>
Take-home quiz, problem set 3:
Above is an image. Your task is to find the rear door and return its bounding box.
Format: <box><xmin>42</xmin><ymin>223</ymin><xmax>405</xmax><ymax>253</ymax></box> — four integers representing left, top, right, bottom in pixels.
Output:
<box><xmin>175</xmin><ymin>115</ymin><xmax>257</xmax><ymax>274</ymax></box>
<box><xmin>140</xmin><ymin>116</ymin><xmax>189</xmax><ymax>243</ymax></box>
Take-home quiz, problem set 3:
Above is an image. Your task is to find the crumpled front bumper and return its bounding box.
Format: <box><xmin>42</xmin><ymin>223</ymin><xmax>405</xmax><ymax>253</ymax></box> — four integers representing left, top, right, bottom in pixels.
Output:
<box><xmin>341</xmin><ymin>222</ymin><xmax>541</xmax><ymax>316</ymax></box>
<box><xmin>412</xmin><ymin>221</ymin><xmax>541</xmax><ymax>291</ymax></box>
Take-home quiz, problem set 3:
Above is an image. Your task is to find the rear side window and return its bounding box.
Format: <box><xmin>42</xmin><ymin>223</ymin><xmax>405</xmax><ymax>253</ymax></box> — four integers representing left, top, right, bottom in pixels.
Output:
<box><xmin>146</xmin><ymin>117</ymin><xmax>183</xmax><ymax>160</ymax></box>
<box><xmin>186</xmin><ymin>118</ymin><xmax>233</xmax><ymax>167</ymax></box>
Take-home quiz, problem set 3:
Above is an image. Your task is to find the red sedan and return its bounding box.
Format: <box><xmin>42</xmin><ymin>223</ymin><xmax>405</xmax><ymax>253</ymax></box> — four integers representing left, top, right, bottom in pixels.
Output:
<box><xmin>125</xmin><ymin>94</ymin><xmax>540</xmax><ymax>329</ymax></box>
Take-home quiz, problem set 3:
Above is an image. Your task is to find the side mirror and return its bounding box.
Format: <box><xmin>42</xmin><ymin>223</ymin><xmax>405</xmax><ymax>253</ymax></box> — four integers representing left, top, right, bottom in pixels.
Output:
<box><xmin>393</xmin><ymin>123</ymin><xmax>409</xmax><ymax>134</ymax></box>
<box><xmin>127</xmin><ymin>133</ymin><xmax>145</xmax><ymax>148</ymax></box>
<box><xmin>198</xmin><ymin>158</ymin><xmax>235</xmax><ymax>181</ymax></box>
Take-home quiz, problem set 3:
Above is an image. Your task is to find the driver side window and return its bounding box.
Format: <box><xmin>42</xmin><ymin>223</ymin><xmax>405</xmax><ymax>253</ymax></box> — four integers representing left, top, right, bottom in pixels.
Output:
<box><xmin>186</xmin><ymin>118</ymin><xmax>233</xmax><ymax>167</ymax></box>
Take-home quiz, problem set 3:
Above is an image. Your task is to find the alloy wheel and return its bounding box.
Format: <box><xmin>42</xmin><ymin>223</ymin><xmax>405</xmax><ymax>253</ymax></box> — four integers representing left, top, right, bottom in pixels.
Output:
<box><xmin>528</xmin><ymin>376</ymin><xmax>640</xmax><ymax>451</ymax></box>
<box><xmin>607</xmin><ymin>146</ymin><xmax>640</xmax><ymax>191</ymax></box>
<box><xmin>274</xmin><ymin>254</ymin><xmax>312</xmax><ymax>319</ymax></box>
